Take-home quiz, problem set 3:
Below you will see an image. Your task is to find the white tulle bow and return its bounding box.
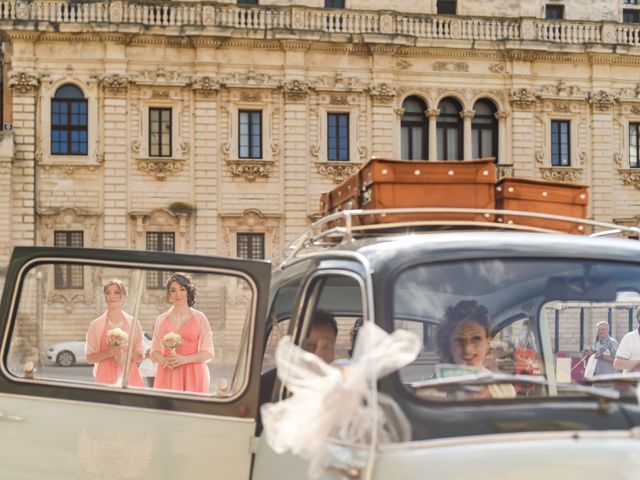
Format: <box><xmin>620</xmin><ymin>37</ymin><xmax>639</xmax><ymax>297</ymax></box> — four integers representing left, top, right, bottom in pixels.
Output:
<box><xmin>260</xmin><ymin>321</ymin><xmax>421</xmax><ymax>478</ymax></box>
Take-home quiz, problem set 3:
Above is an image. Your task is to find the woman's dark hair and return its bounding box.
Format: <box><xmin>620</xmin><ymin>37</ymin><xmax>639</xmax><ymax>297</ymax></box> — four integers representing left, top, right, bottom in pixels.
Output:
<box><xmin>436</xmin><ymin>300</ymin><xmax>490</xmax><ymax>363</ymax></box>
<box><xmin>166</xmin><ymin>272</ymin><xmax>197</xmax><ymax>307</ymax></box>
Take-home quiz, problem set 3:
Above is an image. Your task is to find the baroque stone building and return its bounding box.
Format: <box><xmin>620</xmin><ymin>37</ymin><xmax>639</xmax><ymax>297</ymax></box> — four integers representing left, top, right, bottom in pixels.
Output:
<box><xmin>2</xmin><ymin>0</ymin><xmax>640</xmax><ymax>281</ymax></box>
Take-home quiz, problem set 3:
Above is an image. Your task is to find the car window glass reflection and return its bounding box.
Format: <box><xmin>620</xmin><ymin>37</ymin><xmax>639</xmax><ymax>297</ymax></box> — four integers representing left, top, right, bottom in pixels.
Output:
<box><xmin>6</xmin><ymin>263</ymin><xmax>255</xmax><ymax>400</ymax></box>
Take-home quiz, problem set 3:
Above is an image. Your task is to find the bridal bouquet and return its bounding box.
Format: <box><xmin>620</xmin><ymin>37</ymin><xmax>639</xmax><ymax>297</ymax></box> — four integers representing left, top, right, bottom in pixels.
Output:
<box><xmin>162</xmin><ymin>332</ymin><xmax>182</xmax><ymax>351</ymax></box>
<box><xmin>106</xmin><ymin>327</ymin><xmax>128</xmax><ymax>347</ymax></box>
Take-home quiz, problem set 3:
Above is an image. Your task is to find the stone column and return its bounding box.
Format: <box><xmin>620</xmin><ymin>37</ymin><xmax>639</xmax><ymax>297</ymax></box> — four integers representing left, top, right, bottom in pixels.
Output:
<box><xmin>8</xmin><ymin>72</ymin><xmax>38</xmax><ymax>253</ymax></box>
<box><xmin>428</xmin><ymin>109</ymin><xmax>439</xmax><ymax>161</ymax></box>
<box><xmin>461</xmin><ymin>110</ymin><xmax>475</xmax><ymax>160</ymax></box>
<box><xmin>0</xmin><ymin>132</ymin><xmax>14</xmax><ymax>277</ymax></box>
<box><xmin>193</xmin><ymin>89</ymin><xmax>219</xmax><ymax>255</ymax></box>
<box><xmin>102</xmin><ymin>88</ymin><xmax>129</xmax><ymax>249</ymax></box>
<box><xmin>495</xmin><ymin>111</ymin><xmax>508</xmax><ymax>165</ymax></box>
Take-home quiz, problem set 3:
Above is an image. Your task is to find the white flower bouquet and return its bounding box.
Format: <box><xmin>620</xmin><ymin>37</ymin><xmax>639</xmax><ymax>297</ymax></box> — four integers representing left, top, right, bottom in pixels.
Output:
<box><xmin>162</xmin><ymin>332</ymin><xmax>182</xmax><ymax>351</ymax></box>
<box><xmin>106</xmin><ymin>327</ymin><xmax>128</xmax><ymax>347</ymax></box>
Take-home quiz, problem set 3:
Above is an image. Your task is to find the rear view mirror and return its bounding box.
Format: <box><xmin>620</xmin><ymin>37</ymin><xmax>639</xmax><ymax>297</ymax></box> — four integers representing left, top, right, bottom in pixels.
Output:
<box><xmin>545</xmin><ymin>276</ymin><xmax>617</xmax><ymax>302</ymax></box>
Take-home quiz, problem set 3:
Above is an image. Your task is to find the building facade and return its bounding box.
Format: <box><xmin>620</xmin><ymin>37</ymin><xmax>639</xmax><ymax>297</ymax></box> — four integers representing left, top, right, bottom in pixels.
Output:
<box><xmin>2</xmin><ymin>0</ymin><xmax>640</xmax><ymax>348</ymax></box>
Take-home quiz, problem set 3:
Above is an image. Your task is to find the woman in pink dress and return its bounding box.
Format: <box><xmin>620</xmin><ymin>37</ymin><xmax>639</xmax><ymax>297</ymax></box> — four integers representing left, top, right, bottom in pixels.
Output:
<box><xmin>85</xmin><ymin>279</ymin><xmax>145</xmax><ymax>387</ymax></box>
<box><xmin>150</xmin><ymin>272</ymin><xmax>215</xmax><ymax>393</ymax></box>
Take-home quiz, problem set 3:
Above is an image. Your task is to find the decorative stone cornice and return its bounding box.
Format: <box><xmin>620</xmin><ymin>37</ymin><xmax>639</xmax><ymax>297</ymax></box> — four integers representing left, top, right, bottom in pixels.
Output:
<box><xmin>191</xmin><ymin>76</ymin><xmax>222</xmax><ymax>95</ymax></box>
<box><xmin>509</xmin><ymin>88</ymin><xmax>537</xmax><ymax>109</ymax></box>
<box><xmin>282</xmin><ymin>80</ymin><xmax>311</xmax><ymax>100</ymax></box>
<box><xmin>136</xmin><ymin>158</ymin><xmax>184</xmax><ymax>180</ymax></box>
<box><xmin>8</xmin><ymin>70</ymin><xmax>41</xmax><ymax>95</ymax></box>
<box><xmin>227</xmin><ymin>160</ymin><xmax>273</xmax><ymax>182</ymax></box>
<box><xmin>588</xmin><ymin>90</ymin><xmax>617</xmax><ymax>111</ymax></box>
<box><xmin>540</xmin><ymin>167</ymin><xmax>583</xmax><ymax>182</ymax></box>
<box><xmin>316</xmin><ymin>161</ymin><xmax>361</xmax><ymax>183</ymax></box>
<box><xmin>619</xmin><ymin>169</ymin><xmax>640</xmax><ymax>189</ymax></box>
<box><xmin>367</xmin><ymin>83</ymin><xmax>396</xmax><ymax>103</ymax></box>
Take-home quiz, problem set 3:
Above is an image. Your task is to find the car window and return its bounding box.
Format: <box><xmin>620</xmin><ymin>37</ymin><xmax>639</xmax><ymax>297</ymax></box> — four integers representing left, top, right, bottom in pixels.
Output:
<box><xmin>299</xmin><ymin>274</ymin><xmax>365</xmax><ymax>365</ymax></box>
<box><xmin>5</xmin><ymin>261</ymin><xmax>257</xmax><ymax>401</ymax></box>
<box><xmin>394</xmin><ymin>258</ymin><xmax>640</xmax><ymax>402</ymax></box>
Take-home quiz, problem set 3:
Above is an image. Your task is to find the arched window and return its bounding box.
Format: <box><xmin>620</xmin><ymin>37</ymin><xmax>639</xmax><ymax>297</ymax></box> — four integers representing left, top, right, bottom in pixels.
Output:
<box><xmin>51</xmin><ymin>84</ymin><xmax>88</xmax><ymax>155</ymax></box>
<box><xmin>472</xmin><ymin>99</ymin><xmax>498</xmax><ymax>160</ymax></box>
<box><xmin>436</xmin><ymin>98</ymin><xmax>462</xmax><ymax>160</ymax></box>
<box><xmin>401</xmin><ymin>96</ymin><xmax>428</xmax><ymax>160</ymax></box>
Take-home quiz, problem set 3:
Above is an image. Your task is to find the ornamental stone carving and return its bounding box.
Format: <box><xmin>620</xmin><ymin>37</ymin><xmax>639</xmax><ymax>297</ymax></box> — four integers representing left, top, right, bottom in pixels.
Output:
<box><xmin>109</xmin><ymin>1</ymin><xmax>123</xmax><ymax>22</ymax></box>
<box><xmin>191</xmin><ymin>76</ymin><xmax>222</xmax><ymax>95</ymax></box>
<box><xmin>358</xmin><ymin>145</ymin><xmax>367</xmax><ymax>160</ymax></box>
<box><xmin>137</xmin><ymin>158</ymin><xmax>184</xmax><ymax>180</ymax></box>
<box><xmin>8</xmin><ymin>71</ymin><xmax>40</xmax><ymax>95</ymax></box>
<box><xmin>553</xmin><ymin>102</ymin><xmax>570</xmax><ymax>113</ymax></box>
<box><xmin>292</xmin><ymin>8</ymin><xmax>305</xmax><ymax>29</ymax></box>
<box><xmin>396</xmin><ymin>59</ymin><xmax>411</xmax><ymax>71</ymax></box>
<box><xmin>433</xmin><ymin>61</ymin><xmax>468</xmax><ymax>72</ymax></box>
<box><xmin>317</xmin><ymin>162</ymin><xmax>360</xmax><ymax>183</ymax></box>
<box><xmin>240</xmin><ymin>92</ymin><xmax>261</xmax><ymax>102</ymax></box>
<box><xmin>310</xmin><ymin>145</ymin><xmax>321</xmax><ymax>157</ymax></box>
<box><xmin>427</xmin><ymin>109</ymin><xmax>440</xmax><ymax>119</ymax></box>
<box><xmin>601</xmin><ymin>24</ymin><xmax>615</xmax><ymax>44</ymax></box>
<box><xmin>15</xmin><ymin>0</ymin><xmax>28</xmax><ymax>20</ymax></box>
<box><xmin>202</xmin><ymin>6</ymin><xmax>214</xmax><ymax>26</ymax></box>
<box><xmin>228</xmin><ymin>161</ymin><xmax>272</xmax><ymax>182</ymax></box>
<box><xmin>460</xmin><ymin>110</ymin><xmax>475</xmax><ymax>120</ymax></box>
<box><xmin>619</xmin><ymin>169</ymin><xmax>640</xmax><ymax>189</ymax></box>
<box><xmin>509</xmin><ymin>89</ymin><xmax>537</xmax><ymax>109</ymax></box>
<box><xmin>367</xmin><ymin>83</ymin><xmax>396</xmax><ymax>103</ymax></box>
<box><xmin>329</xmin><ymin>95</ymin><xmax>349</xmax><ymax>105</ymax></box>
<box><xmin>540</xmin><ymin>167</ymin><xmax>583</xmax><ymax>182</ymax></box>
<box><xmin>283</xmin><ymin>80</ymin><xmax>310</xmax><ymax>100</ymax></box>
<box><xmin>489</xmin><ymin>63</ymin><xmax>506</xmax><ymax>74</ymax></box>
<box><xmin>588</xmin><ymin>90</ymin><xmax>617</xmax><ymax>111</ymax></box>
<box><xmin>89</xmin><ymin>73</ymin><xmax>130</xmax><ymax>93</ymax></box>
<box><xmin>379</xmin><ymin>14</ymin><xmax>394</xmax><ymax>34</ymax></box>
<box><xmin>497</xmin><ymin>164</ymin><xmax>514</xmax><ymax>180</ymax></box>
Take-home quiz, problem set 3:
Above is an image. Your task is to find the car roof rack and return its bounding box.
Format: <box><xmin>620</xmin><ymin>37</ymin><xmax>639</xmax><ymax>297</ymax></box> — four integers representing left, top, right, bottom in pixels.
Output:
<box><xmin>281</xmin><ymin>208</ymin><xmax>640</xmax><ymax>267</ymax></box>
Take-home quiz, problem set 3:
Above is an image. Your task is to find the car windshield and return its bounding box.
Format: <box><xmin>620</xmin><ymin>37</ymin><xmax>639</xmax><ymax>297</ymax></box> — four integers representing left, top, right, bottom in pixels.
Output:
<box><xmin>393</xmin><ymin>258</ymin><xmax>640</xmax><ymax>401</ymax></box>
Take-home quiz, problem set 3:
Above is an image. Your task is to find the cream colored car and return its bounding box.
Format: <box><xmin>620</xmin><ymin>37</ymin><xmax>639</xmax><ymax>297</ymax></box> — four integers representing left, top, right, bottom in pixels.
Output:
<box><xmin>2</xmin><ymin>220</ymin><xmax>640</xmax><ymax>479</ymax></box>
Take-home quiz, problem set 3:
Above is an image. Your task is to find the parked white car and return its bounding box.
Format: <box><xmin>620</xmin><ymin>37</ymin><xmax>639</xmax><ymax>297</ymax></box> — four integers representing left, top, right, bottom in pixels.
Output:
<box><xmin>46</xmin><ymin>333</ymin><xmax>152</xmax><ymax>367</ymax></box>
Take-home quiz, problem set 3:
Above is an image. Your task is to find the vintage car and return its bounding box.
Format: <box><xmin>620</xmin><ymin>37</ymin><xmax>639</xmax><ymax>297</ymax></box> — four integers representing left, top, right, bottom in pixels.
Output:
<box><xmin>1</xmin><ymin>208</ymin><xmax>640</xmax><ymax>479</ymax></box>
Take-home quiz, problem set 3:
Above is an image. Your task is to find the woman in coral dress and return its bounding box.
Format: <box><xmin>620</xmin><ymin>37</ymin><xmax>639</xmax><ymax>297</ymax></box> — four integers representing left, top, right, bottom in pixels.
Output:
<box><xmin>85</xmin><ymin>279</ymin><xmax>145</xmax><ymax>387</ymax></box>
<box><xmin>150</xmin><ymin>272</ymin><xmax>215</xmax><ymax>393</ymax></box>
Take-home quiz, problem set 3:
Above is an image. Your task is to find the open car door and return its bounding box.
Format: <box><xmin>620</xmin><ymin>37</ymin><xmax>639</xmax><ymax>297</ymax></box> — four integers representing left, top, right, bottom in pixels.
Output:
<box><xmin>0</xmin><ymin>247</ymin><xmax>270</xmax><ymax>479</ymax></box>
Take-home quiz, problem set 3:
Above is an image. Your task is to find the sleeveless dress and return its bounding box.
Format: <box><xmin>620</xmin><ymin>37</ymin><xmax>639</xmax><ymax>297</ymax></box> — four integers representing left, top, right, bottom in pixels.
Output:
<box><xmin>152</xmin><ymin>314</ymin><xmax>211</xmax><ymax>393</ymax></box>
<box><xmin>94</xmin><ymin>320</ymin><xmax>145</xmax><ymax>387</ymax></box>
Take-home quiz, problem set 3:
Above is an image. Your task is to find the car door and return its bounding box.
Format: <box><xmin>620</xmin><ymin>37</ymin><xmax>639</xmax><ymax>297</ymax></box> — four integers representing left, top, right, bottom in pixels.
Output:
<box><xmin>253</xmin><ymin>267</ymin><xmax>371</xmax><ymax>480</ymax></box>
<box><xmin>0</xmin><ymin>246</ymin><xmax>270</xmax><ymax>480</ymax></box>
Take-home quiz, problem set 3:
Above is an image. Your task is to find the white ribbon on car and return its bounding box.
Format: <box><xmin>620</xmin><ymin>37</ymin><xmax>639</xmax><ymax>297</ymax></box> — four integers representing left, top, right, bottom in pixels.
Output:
<box><xmin>260</xmin><ymin>321</ymin><xmax>421</xmax><ymax>479</ymax></box>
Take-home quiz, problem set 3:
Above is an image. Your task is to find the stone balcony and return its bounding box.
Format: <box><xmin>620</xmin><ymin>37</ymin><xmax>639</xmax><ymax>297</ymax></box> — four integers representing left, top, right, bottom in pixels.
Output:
<box><xmin>3</xmin><ymin>1</ymin><xmax>640</xmax><ymax>52</ymax></box>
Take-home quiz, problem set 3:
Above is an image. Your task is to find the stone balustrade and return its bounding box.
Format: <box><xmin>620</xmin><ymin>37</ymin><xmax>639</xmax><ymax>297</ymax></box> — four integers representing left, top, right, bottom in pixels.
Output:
<box><xmin>3</xmin><ymin>0</ymin><xmax>640</xmax><ymax>50</ymax></box>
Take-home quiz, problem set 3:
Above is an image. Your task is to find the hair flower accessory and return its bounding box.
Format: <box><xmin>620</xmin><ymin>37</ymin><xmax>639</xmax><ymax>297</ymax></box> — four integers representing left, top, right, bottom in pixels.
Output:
<box><xmin>260</xmin><ymin>321</ymin><xmax>420</xmax><ymax>479</ymax></box>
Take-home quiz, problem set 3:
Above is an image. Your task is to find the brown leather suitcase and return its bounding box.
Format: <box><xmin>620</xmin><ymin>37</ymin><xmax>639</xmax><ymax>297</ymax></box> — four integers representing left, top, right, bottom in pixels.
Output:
<box><xmin>359</xmin><ymin>158</ymin><xmax>497</xmax><ymax>224</ymax></box>
<box><xmin>322</xmin><ymin>174</ymin><xmax>361</xmax><ymax>226</ymax></box>
<box><xmin>496</xmin><ymin>178</ymin><xmax>589</xmax><ymax>234</ymax></box>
